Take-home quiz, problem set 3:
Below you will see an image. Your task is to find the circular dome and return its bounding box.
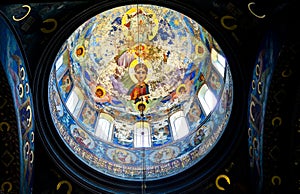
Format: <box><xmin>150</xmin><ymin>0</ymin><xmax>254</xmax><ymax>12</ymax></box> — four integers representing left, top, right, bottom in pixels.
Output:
<box><xmin>48</xmin><ymin>4</ymin><xmax>233</xmax><ymax>181</ymax></box>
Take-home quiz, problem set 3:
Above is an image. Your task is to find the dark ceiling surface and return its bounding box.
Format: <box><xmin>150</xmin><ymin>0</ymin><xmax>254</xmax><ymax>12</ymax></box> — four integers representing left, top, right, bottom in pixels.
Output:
<box><xmin>0</xmin><ymin>0</ymin><xmax>299</xmax><ymax>194</ymax></box>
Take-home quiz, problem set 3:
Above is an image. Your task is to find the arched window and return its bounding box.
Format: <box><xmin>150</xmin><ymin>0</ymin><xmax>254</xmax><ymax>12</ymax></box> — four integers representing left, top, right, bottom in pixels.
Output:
<box><xmin>197</xmin><ymin>84</ymin><xmax>217</xmax><ymax>116</ymax></box>
<box><xmin>134</xmin><ymin>122</ymin><xmax>151</xmax><ymax>148</ymax></box>
<box><xmin>65</xmin><ymin>87</ymin><xmax>84</xmax><ymax>117</ymax></box>
<box><xmin>95</xmin><ymin>113</ymin><xmax>114</xmax><ymax>142</ymax></box>
<box><xmin>170</xmin><ymin>111</ymin><xmax>189</xmax><ymax>140</ymax></box>
<box><xmin>55</xmin><ymin>47</ymin><xmax>68</xmax><ymax>80</ymax></box>
<box><xmin>211</xmin><ymin>48</ymin><xmax>226</xmax><ymax>77</ymax></box>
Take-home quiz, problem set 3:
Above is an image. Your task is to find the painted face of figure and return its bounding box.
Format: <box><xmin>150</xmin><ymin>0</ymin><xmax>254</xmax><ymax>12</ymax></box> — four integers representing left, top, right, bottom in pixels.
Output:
<box><xmin>134</xmin><ymin>64</ymin><xmax>148</xmax><ymax>83</ymax></box>
<box><xmin>76</xmin><ymin>48</ymin><xmax>83</xmax><ymax>56</ymax></box>
<box><xmin>95</xmin><ymin>88</ymin><xmax>103</xmax><ymax>98</ymax></box>
<box><xmin>178</xmin><ymin>86</ymin><xmax>186</xmax><ymax>94</ymax></box>
<box><xmin>61</xmin><ymin>74</ymin><xmax>71</xmax><ymax>92</ymax></box>
<box><xmin>210</xmin><ymin>72</ymin><xmax>220</xmax><ymax>89</ymax></box>
<box><xmin>138</xmin><ymin>103</ymin><xmax>146</xmax><ymax>112</ymax></box>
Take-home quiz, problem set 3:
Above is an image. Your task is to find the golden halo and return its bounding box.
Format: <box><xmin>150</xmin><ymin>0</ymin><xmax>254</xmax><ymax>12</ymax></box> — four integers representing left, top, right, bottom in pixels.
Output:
<box><xmin>128</xmin><ymin>59</ymin><xmax>151</xmax><ymax>83</ymax></box>
<box><xmin>135</xmin><ymin>101</ymin><xmax>148</xmax><ymax>113</ymax></box>
<box><xmin>75</xmin><ymin>45</ymin><xmax>85</xmax><ymax>57</ymax></box>
<box><xmin>95</xmin><ymin>85</ymin><xmax>106</xmax><ymax>98</ymax></box>
<box><xmin>176</xmin><ymin>84</ymin><xmax>187</xmax><ymax>95</ymax></box>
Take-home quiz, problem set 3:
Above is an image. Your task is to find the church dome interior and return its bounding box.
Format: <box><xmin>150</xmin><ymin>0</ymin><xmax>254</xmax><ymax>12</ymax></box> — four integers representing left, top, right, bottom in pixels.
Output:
<box><xmin>48</xmin><ymin>4</ymin><xmax>233</xmax><ymax>181</ymax></box>
<box><xmin>0</xmin><ymin>0</ymin><xmax>299</xmax><ymax>194</ymax></box>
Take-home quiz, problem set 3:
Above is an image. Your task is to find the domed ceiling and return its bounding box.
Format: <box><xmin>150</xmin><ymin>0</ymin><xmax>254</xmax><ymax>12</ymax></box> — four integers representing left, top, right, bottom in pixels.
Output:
<box><xmin>48</xmin><ymin>4</ymin><xmax>233</xmax><ymax>181</ymax></box>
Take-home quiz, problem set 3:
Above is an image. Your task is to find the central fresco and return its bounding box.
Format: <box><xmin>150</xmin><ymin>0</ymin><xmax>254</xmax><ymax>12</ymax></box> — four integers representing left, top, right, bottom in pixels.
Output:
<box><xmin>48</xmin><ymin>4</ymin><xmax>233</xmax><ymax>180</ymax></box>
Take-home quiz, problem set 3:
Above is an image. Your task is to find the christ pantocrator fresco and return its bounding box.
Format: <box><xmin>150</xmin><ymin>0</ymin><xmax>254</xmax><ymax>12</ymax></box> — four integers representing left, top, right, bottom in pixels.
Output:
<box><xmin>69</xmin><ymin>6</ymin><xmax>210</xmax><ymax>119</ymax></box>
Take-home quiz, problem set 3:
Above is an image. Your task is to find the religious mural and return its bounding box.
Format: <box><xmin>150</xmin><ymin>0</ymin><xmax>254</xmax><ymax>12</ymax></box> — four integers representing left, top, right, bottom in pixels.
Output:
<box><xmin>47</xmin><ymin>4</ymin><xmax>233</xmax><ymax>181</ymax></box>
<box><xmin>0</xmin><ymin>0</ymin><xmax>297</xmax><ymax>193</ymax></box>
